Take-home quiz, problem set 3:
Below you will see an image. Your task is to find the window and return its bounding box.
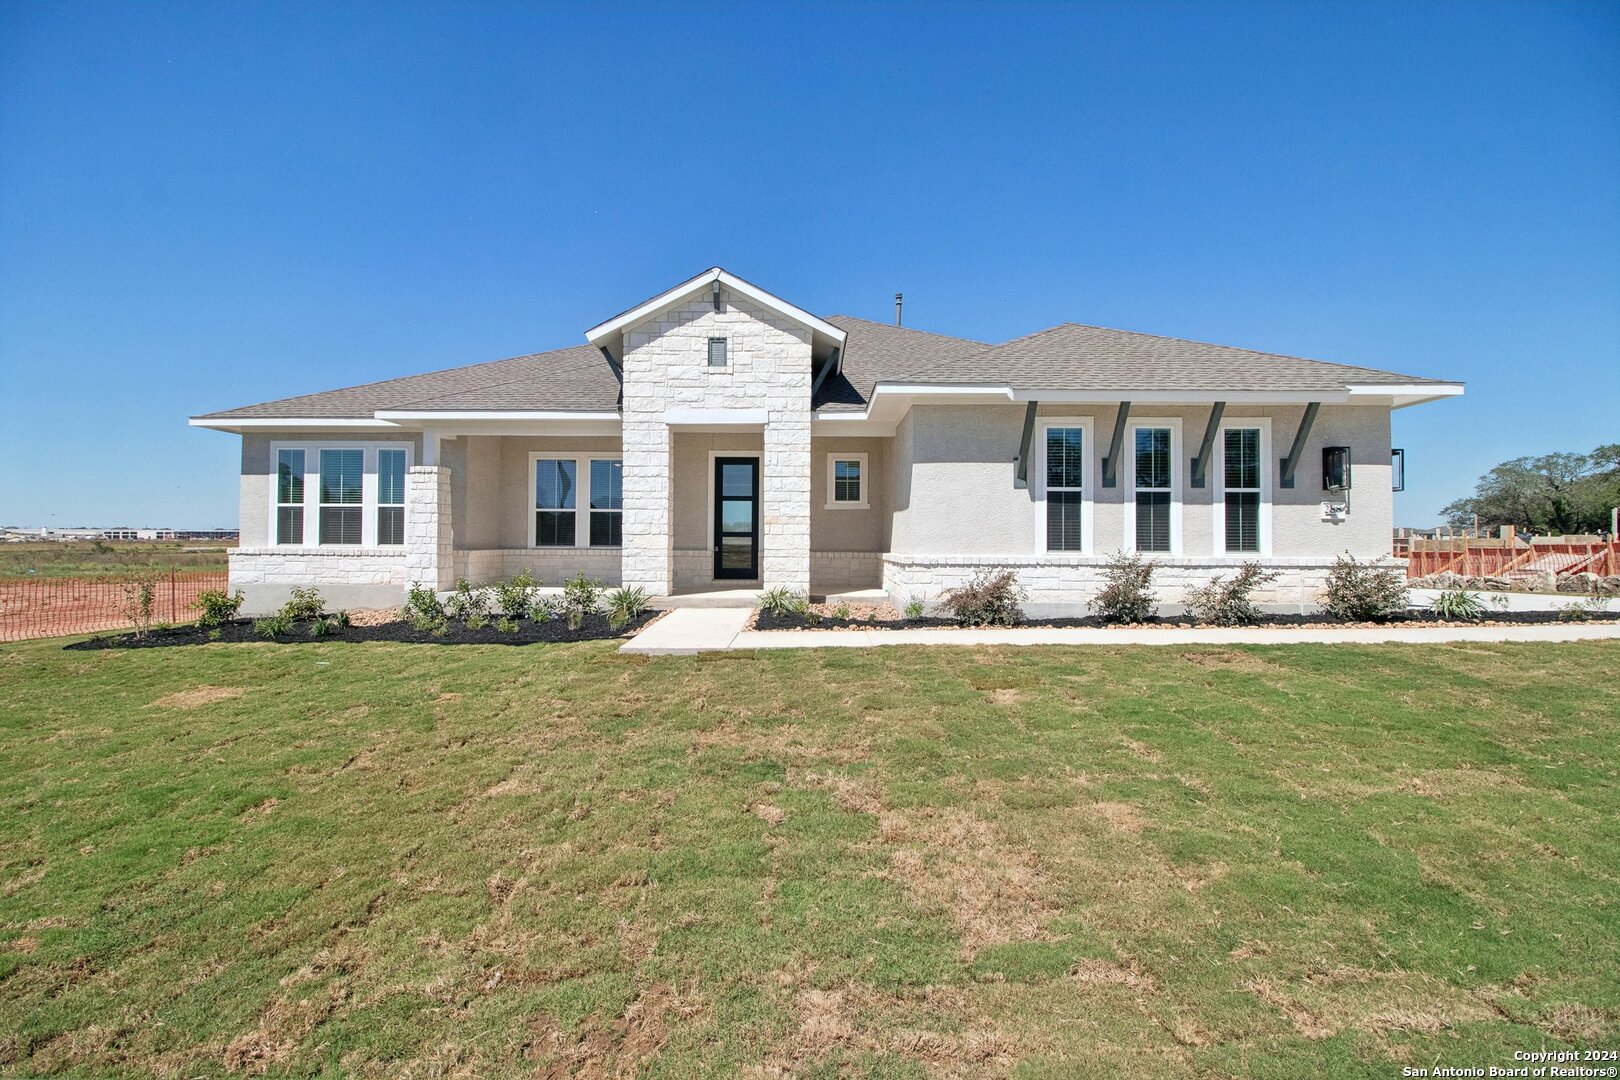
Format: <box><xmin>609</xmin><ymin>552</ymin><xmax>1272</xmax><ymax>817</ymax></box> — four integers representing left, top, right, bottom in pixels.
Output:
<box><xmin>589</xmin><ymin>459</ymin><xmax>623</xmax><ymax>547</ymax></box>
<box><xmin>276</xmin><ymin>449</ymin><xmax>304</xmax><ymax>545</ymax></box>
<box><xmin>317</xmin><ymin>449</ymin><xmax>363</xmax><ymax>545</ymax></box>
<box><xmin>1044</xmin><ymin>427</ymin><xmax>1084</xmax><ymax>551</ymax></box>
<box><xmin>1391</xmin><ymin>448</ymin><xmax>1405</xmax><ymax>492</ymax></box>
<box><xmin>1223</xmin><ymin>428</ymin><xmax>1261</xmax><ymax>553</ymax></box>
<box><xmin>377</xmin><ymin>448</ymin><xmax>406</xmax><ymax>546</ymax></box>
<box><xmin>534</xmin><ymin>459</ymin><xmax>577</xmax><ymax>546</ymax></box>
<box><xmin>825</xmin><ymin>453</ymin><xmax>869</xmax><ymax>509</ymax></box>
<box><xmin>1133</xmin><ymin>427</ymin><xmax>1173</xmax><ymax>553</ymax></box>
<box><xmin>707</xmin><ymin>337</ymin><xmax>728</xmax><ymax>367</ymax></box>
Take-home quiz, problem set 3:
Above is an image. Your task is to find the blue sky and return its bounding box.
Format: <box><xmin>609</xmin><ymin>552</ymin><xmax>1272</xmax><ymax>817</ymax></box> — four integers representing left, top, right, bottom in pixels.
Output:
<box><xmin>1</xmin><ymin>0</ymin><xmax>1616</xmax><ymax>529</ymax></box>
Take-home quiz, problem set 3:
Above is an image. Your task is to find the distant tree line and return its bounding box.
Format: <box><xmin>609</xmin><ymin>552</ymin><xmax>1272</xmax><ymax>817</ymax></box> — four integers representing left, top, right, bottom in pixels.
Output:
<box><xmin>1443</xmin><ymin>444</ymin><xmax>1620</xmax><ymax>534</ymax></box>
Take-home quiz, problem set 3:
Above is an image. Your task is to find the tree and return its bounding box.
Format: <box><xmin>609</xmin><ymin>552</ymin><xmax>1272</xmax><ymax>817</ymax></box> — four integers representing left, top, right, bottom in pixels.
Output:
<box><xmin>1442</xmin><ymin>444</ymin><xmax>1620</xmax><ymax>534</ymax></box>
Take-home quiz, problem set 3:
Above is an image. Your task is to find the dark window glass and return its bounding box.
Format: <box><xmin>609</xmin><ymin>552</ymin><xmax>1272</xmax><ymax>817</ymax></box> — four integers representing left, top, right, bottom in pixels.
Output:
<box><xmin>319</xmin><ymin>449</ymin><xmax>363</xmax><ymax>505</ymax></box>
<box><xmin>277</xmin><ymin>449</ymin><xmax>304</xmax><ymax>505</ymax></box>
<box><xmin>589</xmin><ymin>459</ymin><xmax>622</xmax><ymax>546</ymax></box>
<box><xmin>721</xmin><ymin>462</ymin><xmax>754</xmax><ymax>497</ymax></box>
<box><xmin>1047</xmin><ymin>491</ymin><xmax>1083</xmax><ymax>551</ymax></box>
<box><xmin>833</xmin><ymin>459</ymin><xmax>862</xmax><ymax>502</ymax></box>
<box><xmin>535</xmin><ymin>459</ymin><xmax>576</xmax><ymax>510</ymax></box>
<box><xmin>1045</xmin><ymin>428</ymin><xmax>1084</xmax><ymax>489</ymax></box>
<box><xmin>377</xmin><ymin>506</ymin><xmax>405</xmax><ymax>546</ymax></box>
<box><xmin>276</xmin><ymin>506</ymin><xmax>303</xmax><ymax>546</ymax></box>
<box><xmin>1224</xmin><ymin>429</ymin><xmax>1259</xmax><ymax>490</ymax></box>
<box><xmin>378</xmin><ymin>448</ymin><xmax>406</xmax><ymax>505</ymax></box>
<box><xmin>1225</xmin><ymin>493</ymin><xmax>1260</xmax><ymax>553</ymax></box>
<box><xmin>536</xmin><ymin>511</ymin><xmax>575</xmax><ymax>546</ymax></box>
<box><xmin>707</xmin><ymin>337</ymin><xmax>727</xmax><ymax>367</ymax></box>
<box><xmin>1134</xmin><ymin>428</ymin><xmax>1170</xmax><ymax>490</ymax></box>
<box><xmin>589</xmin><ymin>512</ymin><xmax>622</xmax><ymax>547</ymax></box>
<box><xmin>319</xmin><ymin>506</ymin><xmax>362</xmax><ymax>545</ymax></box>
<box><xmin>1136</xmin><ymin>492</ymin><xmax>1171</xmax><ymax>552</ymax></box>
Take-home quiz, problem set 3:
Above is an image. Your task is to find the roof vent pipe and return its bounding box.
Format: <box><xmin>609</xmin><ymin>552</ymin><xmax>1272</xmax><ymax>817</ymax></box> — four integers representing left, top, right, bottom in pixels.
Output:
<box><xmin>894</xmin><ymin>292</ymin><xmax>903</xmax><ymax>326</ymax></box>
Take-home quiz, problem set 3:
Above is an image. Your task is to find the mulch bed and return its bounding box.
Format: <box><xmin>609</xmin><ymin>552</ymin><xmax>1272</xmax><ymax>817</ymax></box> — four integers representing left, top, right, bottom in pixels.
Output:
<box><xmin>65</xmin><ymin>611</ymin><xmax>664</xmax><ymax>650</ymax></box>
<box><xmin>751</xmin><ymin>608</ymin><xmax>1620</xmax><ymax>632</ymax></box>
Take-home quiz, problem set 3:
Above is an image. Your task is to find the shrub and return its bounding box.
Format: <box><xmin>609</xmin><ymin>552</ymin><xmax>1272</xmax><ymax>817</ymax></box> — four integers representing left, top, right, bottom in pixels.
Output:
<box><xmin>446</xmin><ymin>578</ymin><xmax>490</xmax><ymax>624</ymax></box>
<box><xmin>560</xmin><ymin>572</ymin><xmax>604</xmax><ymax>626</ymax></box>
<box><xmin>605</xmin><ymin>586</ymin><xmax>650</xmax><ymax>630</ymax></box>
<box><xmin>494</xmin><ymin>569</ymin><xmax>539</xmax><ymax>620</ymax></box>
<box><xmin>193</xmin><ymin>588</ymin><xmax>245</xmax><ymax>628</ymax></box>
<box><xmin>760</xmin><ymin>586</ymin><xmax>807</xmax><ymax>618</ymax></box>
<box><xmin>940</xmin><ymin>570</ymin><xmax>1026</xmax><ymax>627</ymax></box>
<box><xmin>255</xmin><ymin>614</ymin><xmax>291</xmax><ymax>638</ymax></box>
<box><xmin>1557</xmin><ymin>595</ymin><xmax>1610</xmax><ymax>623</ymax></box>
<box><xmin>903</xmin><ymin>599</ymin><xmax>925</xmax><ymax>620</ymax></box>
<box><xmin>494</xmin><ymin>616</ymin><xmax>520</xmax><ymax>634</ymax></box>
<box><xmin>1320</xmin><ymin>554</ymin><xmax>1408</xmax><ymax>622</ymax></box>
<box><xmin>402</xmin><ymin>583</ymin><xmax>448</xmax><ymax>633</ymax></box>
<box><xmin>310</xmin><ymin>612</ymin><xmax>348</xmax><ymax>637</ymax></box>
<box><xmin>1091</xmin><ymin>552</ymin><xmax>1156</xmax><ymax>624</ymax></box>
<box><xmin>1182</xmin><ymin>563</ymin><xmax>1279</xmax><ymax>627</ymax></box>
<box><xmin>1428</xmin><ymin>587</ymin><xmax>1485</xmax><ymax>622</ymax></box>
<box><xmin>530</xmin><ymin>597</ymin><xmax>558</xmax><ymax>624</ymax></box>
<box><xmin>118</xmin><ymin>571</ymin><xmax>162</xmax><ymax>637</ymax></box>
<box><xmin>281</xmin><ymin>586</ymin><xmax>324</xmax><ymax>622</ymax></box>
<box><xmin>833</xmin><ymin>602</ymin><xmax>853</xmax><ymax>621</ymax></box>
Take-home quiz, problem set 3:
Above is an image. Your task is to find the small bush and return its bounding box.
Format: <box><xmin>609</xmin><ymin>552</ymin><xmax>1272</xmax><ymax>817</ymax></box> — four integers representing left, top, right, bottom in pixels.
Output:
<box><xmin>760</xmin><ymin>587</ymin><xmax>808</xmax><ymax>618</ymax></box>
<box><xmin>494</xmin><ymin>616</ymin><xmax>520</xmax><ymax>634</ymax></box>
<box><xmin>605</xmin><ymin>586</ymin><xmax>650</xmax><ymax>630</ymax></box>
<box><xmin>119</xmin><ymin>571</ymin><xmax>162</xmax><ymax>638</ymax></box>
<box><xmin>281</xmin><ymin>586</ymin><xmax>324</xmax><ymax>622</ymax></box>
<box><xmin>494</xmin><ymin>569</ymin><xmax>539</xmax><ymax>620</ymax></box>
<box><xmin>1320</xmin><ymin>554</ymin><xmax>1408</xmax><ymax>622</ymax></box>
<box><xmin>255</xmin><ymin>614</ymin><xmax>291</xmax><ymax>639</ymax></box>
<box><xmin>560</xmin><ymin>572</ymin><xmax>603</xmax><ymax>625</ymax></box>
<box><xmin>903</xmin><ymin>599</ymin><xmax>925</xmax><ymax>620</ymax></box>
<box><xmin>402</xmin><ymin>583</ymin><xmax>448</xmax><ymax>633</ymax></box>
<box><xmin>940</xmin><ymin>570</ymin><xmax>1026</xmax><ymax>627</ymax></box>
<box><xmin>193</xmin><ymin>588</ymin><xmax>245</xmax><ymax>628</ymax></box>
<box><xmin>1182</xmin><ymin>563</ymin><xmax>1279</xmax><ymax>627</ymax></box>
<box><xmin>833</xmin><ymin>602</ymin><xmax>853</xmax><ymax>621</ymax></box>
<box><xmin>310</xmin><ymin>613</ymin><xmax>346</xmax><ymax>637</ymax></box>
<box><xmin>1428</xmin><ymin>587</ymin><xmax>1485</xmax><ymax>622</ymax></box>
<box><xmin>1557</xmin><ymin>595</ymin><xmax>1610</xmax><ymax>623</ymax></box>
<box><xmin>1091</xmin><ymin>552</ymin><xmax>1156</xmax><ymax>624</ymax></box>
<box><xmin>446</xmin><ymin>578</ymin><xmax>490</xmax><ymax>623</ymax></box>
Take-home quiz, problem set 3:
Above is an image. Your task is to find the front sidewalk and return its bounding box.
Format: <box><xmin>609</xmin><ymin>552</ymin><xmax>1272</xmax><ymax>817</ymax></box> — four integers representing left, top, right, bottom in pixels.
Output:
<box><xmin>620</xmin><ymin>610</ymin><xmax>1620</xmax><ymax>655</ymax></box>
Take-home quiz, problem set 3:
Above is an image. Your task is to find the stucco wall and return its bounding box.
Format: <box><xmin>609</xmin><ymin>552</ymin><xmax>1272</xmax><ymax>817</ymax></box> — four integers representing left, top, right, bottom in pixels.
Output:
<box><xmin>809</xmin><ymin>436</ymin><xmax>887</xmax><ymax>553</ymax></box>
<box><xmin>887</xmin><ymin>402</ymin><xmax>1392</xmax><ymax>560</ymax></box>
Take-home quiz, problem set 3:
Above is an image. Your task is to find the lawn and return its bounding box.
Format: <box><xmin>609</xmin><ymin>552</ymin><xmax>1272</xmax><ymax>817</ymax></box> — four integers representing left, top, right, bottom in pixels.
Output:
<box><xmin>1</xmin><ymin>638</ymin><xmax>1616</xmax><ymax>1078</ymax></box>
<box><xmin>0</xmin><ymin>542</ymin><xmax>231</xmax><ymax>579</ymax></box>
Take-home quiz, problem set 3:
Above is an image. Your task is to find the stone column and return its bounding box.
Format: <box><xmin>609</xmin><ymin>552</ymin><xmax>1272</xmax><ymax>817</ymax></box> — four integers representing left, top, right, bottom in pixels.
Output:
<box><xmin>405</xmin><ymin>464</ymin><xmax>454</xmax><ymax>592</ymax></box>
<box><xmin>621</xmin><ymin>419</ymin><xmax>673</xmax><ymax>595</ymax></box>
<box><xmin>762</xmin><ymin>414</ymin><xmax>811</xmax><ymax>592</ymax></box>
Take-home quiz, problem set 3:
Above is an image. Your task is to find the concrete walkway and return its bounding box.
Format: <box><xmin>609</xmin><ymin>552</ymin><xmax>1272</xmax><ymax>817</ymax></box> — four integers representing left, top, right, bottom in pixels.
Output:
<box><xmin>621</xmin><ymin>609</ymin><xmax>1620</xmax><ymax>655</ymax></box>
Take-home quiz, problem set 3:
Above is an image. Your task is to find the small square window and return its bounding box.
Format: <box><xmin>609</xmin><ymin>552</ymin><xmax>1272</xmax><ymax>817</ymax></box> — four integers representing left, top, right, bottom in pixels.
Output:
<box><xmin>707</xmin><ymin>337</ymin><xmax>727</xmax><ymax>367</ymax></box>
<box><xmin>825</xmin><ymin>454</ymin><xmax>869</xmax><ymax>508</ymax></box>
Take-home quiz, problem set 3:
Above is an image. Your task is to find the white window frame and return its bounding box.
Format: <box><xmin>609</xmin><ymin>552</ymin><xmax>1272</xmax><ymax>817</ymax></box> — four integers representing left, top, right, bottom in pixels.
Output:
<box><xmin>1033</xmin><ymin>417</ymin><xmax>1095</xmax><ymax>554</ymax></box>
<box><xmin>1211</xmin><ymin>418</ymin><xmax>1272</xmax><ymax>556</ymax></box>
<box><xmin>824</xmin><ymin>452</ymin><xmax>870</xmax><ymax>510</ymax></box>
<box><xmin>267</xmin><ymin>441</ymin><xmax>412</xmax><ymax>548</ymax></box>
<box><xmin>1123</xmin><ymin>418</ymin><xmax>1183</xmax><ymax>556</ymax></box>
<box><xmin>527</xmin><ymin>453</ymin><xmax>624</xmax><ymax>549</ymax></box>
<box><xmin>274</xmin><ymin>447</ymin><xmax>306</xmax><ymax>546</ymax></box>
<box><xmin>705</xmin><ymin>449</ymin><xmax>764</xmax><ymax>552</ymax></box>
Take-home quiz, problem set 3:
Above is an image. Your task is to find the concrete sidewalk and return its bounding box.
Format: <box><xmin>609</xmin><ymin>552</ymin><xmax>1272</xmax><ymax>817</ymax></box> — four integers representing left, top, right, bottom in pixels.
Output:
<box><xmin>622</xmin><ymin>610</ymin><xmax>1620</xmax><ymax>656</ymax></box>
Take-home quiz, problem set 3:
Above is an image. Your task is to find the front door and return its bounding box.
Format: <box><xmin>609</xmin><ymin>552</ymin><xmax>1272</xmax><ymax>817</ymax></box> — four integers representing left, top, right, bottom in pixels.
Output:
<box><xmin>713</xmin><ymin>457</ymin><xmax>760</xmax><ymax>580</ymax></box>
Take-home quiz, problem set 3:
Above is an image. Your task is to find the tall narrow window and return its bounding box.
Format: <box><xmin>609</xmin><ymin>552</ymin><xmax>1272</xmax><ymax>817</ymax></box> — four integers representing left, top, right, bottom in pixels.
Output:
<box><xmin>318</xmin><ymin>449</ymin><xmax>363</xmax><ymax>545</ymax></box>
<box><xmin>276</xmin><ymin>449</ymin><xmax>304</xmax><ymax>545</ymax></box>
<box><xmin>707</xmin><ymin>337</ymin><xmax>728</xmax><ymax>367</ymax></box>
<box><xmin>535</xmin><ymin>459</ymin><xmax>576</xmax><ymax>546</ymax></box>
<box><xmin>589</xmin><ymin>459</ymin><xmax>623</xmax><ymax>547</ymax></box>
<box><xmin>1223</xmin><ymin>428</ymin><xmax>1261</xmax><ymax>553</ymax></box>
<box><xmin>1134</xmin><ymin>428</ymin><xmax>1172</xmax><ymax>553</ymax></box>
<box><xmin>377</xmin><ymin>448</ymin><xmax>406</xmax><ymax>546</ymax></box>
<box><xmin>1045</xmin><ymin>427</ymin><xmax>1084</xmax><ymax>551</ymax></box>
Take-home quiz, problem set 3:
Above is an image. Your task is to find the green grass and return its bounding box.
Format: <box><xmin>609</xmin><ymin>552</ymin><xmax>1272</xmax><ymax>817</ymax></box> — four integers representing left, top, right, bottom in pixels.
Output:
<box><xmin>0</xmin><ymin>542</ymin><xmax>230</xmax><ymax>579</ymax></box>
<box><xmin>1</xmin><ymin>638</ymin><xmax>1617</xmax><ymax>1077</ymax></box>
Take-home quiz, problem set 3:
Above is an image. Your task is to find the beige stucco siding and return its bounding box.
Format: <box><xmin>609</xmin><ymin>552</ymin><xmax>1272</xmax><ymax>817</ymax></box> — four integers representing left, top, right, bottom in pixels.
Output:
<box><xmin>810</xmin><ymin>436</ymin><xmax>888</xmax><ymax>553</ymax></box>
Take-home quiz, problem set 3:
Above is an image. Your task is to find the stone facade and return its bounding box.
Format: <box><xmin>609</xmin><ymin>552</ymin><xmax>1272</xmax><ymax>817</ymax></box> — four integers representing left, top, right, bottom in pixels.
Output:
<box><xmin>405</xmin><ymin>465</ymin><xmax>455</xmax><ymax>592</ymax></box>
<box><xmin>228</xmin><ymin>548</ymin><xmax>408</xmax><ymax>614</ymax></box>
<box><xmin>881</xmin><ymin>553</ymin><xmax>1378</xmax><ymax>616</ymax></box>
<box><xmin>811</xmin><ymin>550</ymin><xmax>883</xmax><ymax>592</ymax></box>
<box><xmin>619</xmin><ymin>290</ymin><xmax>813</xmax><ymax>594</ymax></box>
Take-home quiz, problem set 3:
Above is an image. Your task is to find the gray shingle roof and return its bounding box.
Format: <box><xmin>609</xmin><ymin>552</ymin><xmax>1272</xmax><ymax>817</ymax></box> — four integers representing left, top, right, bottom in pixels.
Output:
<box><xmin>196</xmin><ymin>315</ymin><xmax>1451</xmax><ymax>420</ymax></box>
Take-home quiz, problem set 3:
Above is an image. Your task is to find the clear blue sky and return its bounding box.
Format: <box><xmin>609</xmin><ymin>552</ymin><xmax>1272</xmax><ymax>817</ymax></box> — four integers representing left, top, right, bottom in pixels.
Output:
<box><xmin>2</xmin><ymin>0</ymin><xmax>1616</xmax><ymax>529</ymax></box>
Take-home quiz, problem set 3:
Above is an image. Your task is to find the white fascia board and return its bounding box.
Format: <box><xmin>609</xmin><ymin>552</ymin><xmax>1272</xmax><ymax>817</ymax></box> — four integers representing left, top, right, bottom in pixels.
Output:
<box><xmin>584</xmin><ymin>267</ymin><xmax>847</xmax><ymax>349</ymax></box>
<box><xmin>372</xmin><ymin>409</ymin><xmax>621</xmax><ymax>422</ymax></box>
<box><xmin>664</xmin><ymin>407</ymin><xmax>770</xmax><ymax>426</ymax></box>
<box><xmin>188</xmin><ymin>416</ymin><xmax>402</xmax><ymax>431</ymax></box>
<box><xmin>1346</xmin><ymin>383</ymin><xmax>1465</xmax><ymax>409</ymax></box>
<box><xmin>1008</xmin><ymin>388</ymin><xmax>1351</xmax><ymax>404</ymax></box>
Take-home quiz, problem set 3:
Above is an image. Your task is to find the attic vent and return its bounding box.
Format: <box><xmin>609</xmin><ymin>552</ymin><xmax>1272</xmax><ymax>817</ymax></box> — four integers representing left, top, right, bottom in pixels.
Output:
<box><xmin>707</xmin><ymin>337</ymin><xmax>728</xmax><ymax>367</ymax></box>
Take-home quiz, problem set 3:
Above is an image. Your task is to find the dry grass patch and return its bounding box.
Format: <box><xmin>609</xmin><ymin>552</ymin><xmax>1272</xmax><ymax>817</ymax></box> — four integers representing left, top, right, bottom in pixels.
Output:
<box><xmin>149</xmin><ymin>684</ymin><xmax>245</xmax><ymax>709</ymax></box>
<box><xmin>1094</xmin><ymin>801</ymin><xmax>1146</xmax><ymax>835</ymax></box>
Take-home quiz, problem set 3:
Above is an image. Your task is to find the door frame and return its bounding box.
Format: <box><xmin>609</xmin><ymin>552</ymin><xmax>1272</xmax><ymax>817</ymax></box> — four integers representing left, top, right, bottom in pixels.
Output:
<box><xmin>711</xmin><ymin>454</ymin><xmax>762</xmax><ymax>580</ymax></box>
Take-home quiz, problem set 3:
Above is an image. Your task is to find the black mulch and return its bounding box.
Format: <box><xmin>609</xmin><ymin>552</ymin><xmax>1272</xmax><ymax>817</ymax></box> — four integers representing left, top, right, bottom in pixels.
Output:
<box><xmin>65</xmin><ymin>612</ymin><xmax>662</xmax><ymax>650</ymax></box>
<box><xmin>752</xmin><ymin>608</ymin><xmax>1620</xmax><ymax>632</ymax></box>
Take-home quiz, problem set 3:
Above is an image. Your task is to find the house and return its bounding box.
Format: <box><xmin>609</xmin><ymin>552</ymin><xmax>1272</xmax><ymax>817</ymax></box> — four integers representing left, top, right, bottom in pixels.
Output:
<box><xmin>191</xmin><ymin>268</ymin><xmax>1463</xmax><ymax>615</ymax></box>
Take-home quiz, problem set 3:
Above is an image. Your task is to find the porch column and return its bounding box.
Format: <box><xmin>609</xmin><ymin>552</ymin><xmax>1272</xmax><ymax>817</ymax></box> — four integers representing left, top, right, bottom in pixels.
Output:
<box><xmin>622</xmin><ymin>418</ymin><xmax>673</xmax><ymax>594</ymax></box>
<box><xmin>762</xmin><ymin>414</ymin><xmax>811</xmax><ymax>592</ymax></box>
<box><xmin>405</xmin><ymin>464</ymin><xmax>454</xmax><ymax>592</ymax></box>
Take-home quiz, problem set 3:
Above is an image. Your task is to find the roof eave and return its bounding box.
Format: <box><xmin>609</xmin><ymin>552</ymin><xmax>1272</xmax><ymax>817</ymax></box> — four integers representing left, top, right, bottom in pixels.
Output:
<box><xmin>584</xmin><ymin>268</ymin><xmax>848</xmax><ymax>352</ymax></box>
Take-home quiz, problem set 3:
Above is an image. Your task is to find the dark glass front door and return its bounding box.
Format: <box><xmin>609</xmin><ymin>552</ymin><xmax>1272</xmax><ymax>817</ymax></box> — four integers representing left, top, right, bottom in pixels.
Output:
<box><xmin>713</xmin><ymin>457</ymin><xmax>759</xmax><ymax>580</ymax></box>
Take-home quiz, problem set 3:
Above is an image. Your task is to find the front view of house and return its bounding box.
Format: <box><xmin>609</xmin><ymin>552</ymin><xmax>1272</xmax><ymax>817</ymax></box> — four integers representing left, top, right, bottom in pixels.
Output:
<box><xmin>192</xmin><ymin>268</ymin><xmax>1462</xmax><ymax>614</ymax></box>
